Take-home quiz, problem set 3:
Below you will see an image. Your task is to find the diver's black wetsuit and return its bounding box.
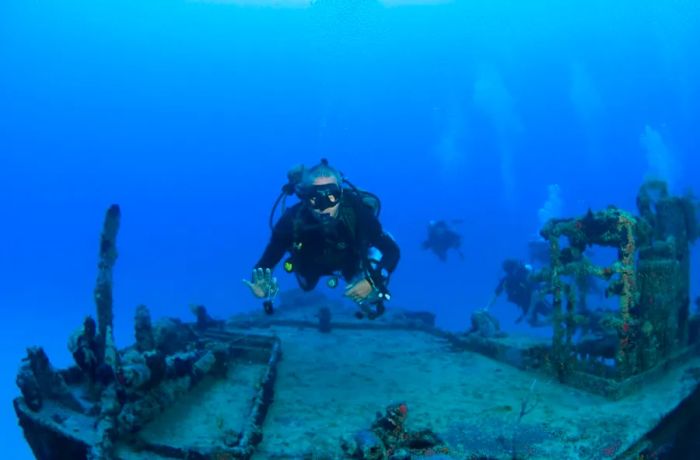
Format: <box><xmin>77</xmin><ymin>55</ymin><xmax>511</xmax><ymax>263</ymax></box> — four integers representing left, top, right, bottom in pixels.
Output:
<box><xmin>423</xmin><ymin>220</ymin><xmax>462</xmax><ymax>261</ymax></box>
<box><xmin>255</xmin><ymin>191</ymin><xmax>400</xmax><ymax>291</ymax></box>
<box><xmin>495</xmin><ymin>261</ymin><xmax>551</xmax><ymax>324</ymax></box>
<box><xmin>494</xmin><ymin>263</ymin><xmax>533</xmax><ymax>308</ymax></box>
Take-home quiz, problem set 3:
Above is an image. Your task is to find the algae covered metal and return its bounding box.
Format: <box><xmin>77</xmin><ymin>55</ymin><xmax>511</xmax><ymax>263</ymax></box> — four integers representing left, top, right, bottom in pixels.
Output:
<box><xmin>14</xmin><ymin>205</ymin><xmax>281</xmax><ymax>460</ymax></box>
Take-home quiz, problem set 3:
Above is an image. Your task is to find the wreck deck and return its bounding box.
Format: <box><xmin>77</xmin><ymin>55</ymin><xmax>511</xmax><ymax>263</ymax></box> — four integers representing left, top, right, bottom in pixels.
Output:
<box><xmin>226</xmin><ymin>304</ymin><xmax>700</xmax><ymax>459</ymax></box>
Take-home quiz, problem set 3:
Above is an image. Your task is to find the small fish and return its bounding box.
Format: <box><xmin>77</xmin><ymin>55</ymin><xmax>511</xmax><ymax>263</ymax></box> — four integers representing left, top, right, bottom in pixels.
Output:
<box><xmin>482</xmin><ymin>404</ymin><xmax>514</xmax><ymax>414</ymax></box>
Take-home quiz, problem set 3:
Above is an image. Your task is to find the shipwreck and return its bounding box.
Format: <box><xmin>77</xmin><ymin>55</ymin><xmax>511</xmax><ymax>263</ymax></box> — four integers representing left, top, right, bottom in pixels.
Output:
<box><xmin>13</xmin><ymin>181</ymin><xmax>700</xmax><ymax>459</ymax></box>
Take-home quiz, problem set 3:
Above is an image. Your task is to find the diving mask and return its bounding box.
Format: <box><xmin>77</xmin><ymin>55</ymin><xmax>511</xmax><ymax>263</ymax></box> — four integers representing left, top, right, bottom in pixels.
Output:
<box><xmin>306</xmin><ymin>183</ymin><xmax>342</xmax><ymax>211</ymax></box>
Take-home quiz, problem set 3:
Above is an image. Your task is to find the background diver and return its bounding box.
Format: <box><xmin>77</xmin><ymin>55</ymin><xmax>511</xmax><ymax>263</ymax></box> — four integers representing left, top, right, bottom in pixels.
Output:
<box><xmin>486</xmin><ymin>258</ymin><xmax>552</xmax><ymax>327</ymax></box>
<box><xmin>422</xmin><ymin>219</ymin><xmax>464</xmax><ymax>262</ymax></box>
<box><xmin>243</xmin><ymin>159</ymin><xmax>400</xmax><ymax>319</ymax></box>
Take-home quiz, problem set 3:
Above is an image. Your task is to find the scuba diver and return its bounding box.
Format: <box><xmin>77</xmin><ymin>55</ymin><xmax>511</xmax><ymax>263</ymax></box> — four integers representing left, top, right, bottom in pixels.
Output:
<box><xmin>486</xmin><ymin>259</ymin><xmax>552</xmax><ymax>327</ymax></box>
<box><xmin>243</xmin><ymin>159</ymin><xmax>400</xmax><ymax>320</ymax></box>
<box><xmin>422</xmin><ymin>220</ymin><xmax>464</xmax><ymax>262</ymax></box>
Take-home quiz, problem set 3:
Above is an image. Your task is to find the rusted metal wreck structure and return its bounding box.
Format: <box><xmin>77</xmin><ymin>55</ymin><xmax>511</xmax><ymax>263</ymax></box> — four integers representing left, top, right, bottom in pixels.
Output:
<box><xmin>11</xmin><ymin>181</ymin><xmax>700</xmax><ymax>459</ymax></box>
<box><xmin>458</xmin><ymin>180</ymin><xmax>700</xmax><ymax>399</ymax></box>
<box><xmin>14</xmin><ymin>205</ymin><xmax>281</xmax><ymax>459</ymax></box>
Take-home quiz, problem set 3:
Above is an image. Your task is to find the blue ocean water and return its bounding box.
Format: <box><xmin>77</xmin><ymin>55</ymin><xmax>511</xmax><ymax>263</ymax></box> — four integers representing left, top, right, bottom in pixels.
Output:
<box><xmin>1</xmin><ymin>0</ymin><xmax>698</xmax><ymax>458</ymax></box>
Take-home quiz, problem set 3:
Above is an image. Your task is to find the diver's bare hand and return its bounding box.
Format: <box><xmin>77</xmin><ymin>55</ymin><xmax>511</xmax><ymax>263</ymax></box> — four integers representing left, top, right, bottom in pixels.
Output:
<box><xmin>242</xmin><ymin>268</ymin><xmax>279</xmax><ymax>299</ymax></box>
<box><xmin>344</xmin><ymin>279</ymin><xmax>373</xmax><ymax>303</ymax></box>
